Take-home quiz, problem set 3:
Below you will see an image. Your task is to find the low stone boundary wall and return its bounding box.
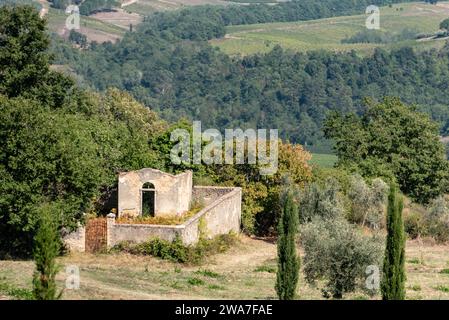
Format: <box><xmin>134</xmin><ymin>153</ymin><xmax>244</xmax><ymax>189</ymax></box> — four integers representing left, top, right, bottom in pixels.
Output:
<box><xmin>64</xmin><ymin>186</ymin><xmax>242</xmax><ymax>251</ymax></box>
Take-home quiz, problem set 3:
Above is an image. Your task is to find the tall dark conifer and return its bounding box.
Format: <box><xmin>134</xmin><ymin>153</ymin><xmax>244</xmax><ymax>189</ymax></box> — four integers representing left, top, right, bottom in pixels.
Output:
<box><xmin>381</xmin><ymin>184</ymin><xmax>406</xmax><ymax>300</ymax></box>
<box><xmin>276</xmin><ymin>191</ymin><xmax>300</xmax><ymax>300</ymax></box>
<box><xmin>32</xmin><ymin>206</ymin><xmax>62</xmax><ymax>300</ymax></box>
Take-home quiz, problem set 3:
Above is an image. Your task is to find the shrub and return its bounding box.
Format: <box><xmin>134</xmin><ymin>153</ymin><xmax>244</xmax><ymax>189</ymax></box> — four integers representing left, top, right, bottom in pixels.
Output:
<box><xmin>0</xmin><ymin>281</ymin><xmax>34</xmax><ymax>300</ymax></box>
<box><xmin>111</xmin><ymin>233</ymin><xmax>238</xmax><ymax>264</ymax></box>
<box><xmin>194</xmin><ymin>269</ymin><xmax>220</xmax><ymax>278</ymax></box>
<box><xmin>424</xmin><ymin>196</ymin><xmax>449</xmax><ymax>243</ymax></box>
<box><xmin>187</xmin><ymin>277</ymin><xmax>205</xmax><ymax>286</ymax></box>
<box><xmin>299</xmin><ymin>178</ymin><xmax>344</xmax><ymax>224</ymax></box>
<box><xmin>404</xmin><ymin>211</ymin><xmax>424</xmax><ymax>239</ymax></box>
<box><xmin>116</xmin><ymin>206</ymin><xmax>202</xmax><ymax>226</ymax></box>
<box><xmin>409</xmin><ymin>284</ymin><xmax>421</xmax><ymax>291</ymax></box>
<box><xmin>347</xmin><ymin>175</ymin><xmax>389</xmax><ymax>229</ymax></box>
<box><xmin>301</xmin><ymin>217</ymin><xmax>383</xmax><ymax>299</ymax></box>
<box><xmin>254</xmin><ymin>265</ymin><xmax>276</xmax><ymax>273</ymax></box>
<box><xmin>435</xmin><ymin>285</ymin><xmax>449</xmax><ymax>293</ymax></box>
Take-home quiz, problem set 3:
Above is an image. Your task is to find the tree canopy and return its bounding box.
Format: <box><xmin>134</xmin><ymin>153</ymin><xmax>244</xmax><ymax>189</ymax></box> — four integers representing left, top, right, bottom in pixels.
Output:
<box><xmin>324</xmin><ymin>97</ymin><xmax>449</xmax><ymax>204</ymax></box>
<box><xmin>53</xmin><ymin>4</ymin><xmax>449</xmax><ymax>153</ymax></box>
<box><xmin>0</xmin><ymin>6</ymin><xmax>167</xmax><ymax>256</ymax></box>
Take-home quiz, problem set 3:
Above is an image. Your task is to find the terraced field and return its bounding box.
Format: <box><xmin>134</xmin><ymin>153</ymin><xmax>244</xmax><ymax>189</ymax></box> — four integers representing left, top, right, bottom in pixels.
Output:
<box><xmin>35</xmin><ymin>0</ymin><xmax>235</xmax><ymax>43</ymax></box>
<box><xmin>45</xmin><ymin>7</ymin><xmax>127</xmax><ymax>43</ymax></box>
<box><xmin>212</xmin><ymin>2</ymin><xmax>449</xmax><ymax>55</ymax></box>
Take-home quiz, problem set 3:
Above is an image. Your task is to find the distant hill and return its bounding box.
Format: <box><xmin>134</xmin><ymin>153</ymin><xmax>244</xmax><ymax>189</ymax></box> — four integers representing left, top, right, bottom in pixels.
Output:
<box><xmin>212</xmin><ymin>2</ymin><xmax>449</xmax><ymax>55</ymax></box>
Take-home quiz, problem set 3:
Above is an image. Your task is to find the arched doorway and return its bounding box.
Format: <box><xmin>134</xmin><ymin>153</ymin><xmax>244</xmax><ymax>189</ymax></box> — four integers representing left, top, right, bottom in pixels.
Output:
<box><xmin>141</xmin><ymin>182</ymin><xmax>155</xmax><ymax>217</ymax></box>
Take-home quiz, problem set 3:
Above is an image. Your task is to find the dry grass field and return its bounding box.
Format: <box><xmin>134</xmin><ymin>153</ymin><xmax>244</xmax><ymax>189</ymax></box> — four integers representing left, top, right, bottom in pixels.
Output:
<box><xmin>1</xmin><ymin>236</ymin><xmax>448</xmax><ymax>300</ymax></box>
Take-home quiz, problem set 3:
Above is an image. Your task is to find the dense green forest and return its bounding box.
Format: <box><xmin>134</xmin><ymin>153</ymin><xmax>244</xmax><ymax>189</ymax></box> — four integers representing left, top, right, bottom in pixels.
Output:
<box><xmin>54</xmin><ymin>1</ymin><xmax>449</xmax><ymax>152</ymax></box>
<box><xmin>79</xmin><ymin>0</ymin><xmax>118</xmax><ymax>16</ymax></box>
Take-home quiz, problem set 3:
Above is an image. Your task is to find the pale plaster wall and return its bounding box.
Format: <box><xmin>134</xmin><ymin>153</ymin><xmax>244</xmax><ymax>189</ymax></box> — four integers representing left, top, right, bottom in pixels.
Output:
<box><xmin>62</xmin><ymin>185</ymin><xmax>242</xmax><ymax>250</ymax></box>
<box><xmin>109</xmin><ymin>186</ymin><xmax>242</xmax><ymax>246</ymax></box>
<box><xmin>117</xmin><ymin>169</ymin><xmax>192</xmax><ymax>217</ymax></box>
<box><xmin>62</xmin><ymin>225</ymin><xmax>85</xmax><ymax>253</ymax></box>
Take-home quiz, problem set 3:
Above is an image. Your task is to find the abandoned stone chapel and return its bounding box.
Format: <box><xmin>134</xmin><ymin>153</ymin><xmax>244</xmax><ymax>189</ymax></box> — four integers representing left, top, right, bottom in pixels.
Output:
<box><xmin>63</xmin><ymin>168</ymin><xmax>242</xmax><ymax>253</ymax></box>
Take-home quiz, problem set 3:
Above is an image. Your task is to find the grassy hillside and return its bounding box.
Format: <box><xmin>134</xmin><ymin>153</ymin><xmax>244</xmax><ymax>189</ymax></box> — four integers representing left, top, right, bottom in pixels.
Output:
<box><xmin>124</xmin><ymin>0</ymin><xmax>232</xmax><ymax>16</ymax></box>
<box><xmin>212</xmin><ymin>2</ymin><xmax>449</xmax><ymax>55</ymax></box>
<box><xmin>310</xmin><ymin>154</ymin><xmax>338</xmax><ymax>168</ymax></box>
<box><xmin>45</xmin><ymin>7</ymin><xmax>127</xmax><ymax>43</ymax></box>
<box><xmin>36</xmin><ymin>0</ymin><xmax>232</xmax><ymax>43</ymax></box>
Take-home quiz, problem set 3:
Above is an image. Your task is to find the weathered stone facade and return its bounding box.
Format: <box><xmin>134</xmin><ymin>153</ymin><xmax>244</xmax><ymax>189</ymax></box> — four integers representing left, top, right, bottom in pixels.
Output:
<box><xmin>117</xmin><ymin>168</ymin><xmax>192</xmax><ymax>217</ymax></box>
<box><xmin>63</xmin><ymin>170</ymin><xmax>242</xmax><ymax>252</ymax></box>
<box><xmin>62</xmin><ymin>225</ymin><xmax>85</xmax><ymax>252</ymax></box>
<box><xmin>108</xmin><ymin>186</ymin><xmax>242</xmax><ymax>246</ymax></box>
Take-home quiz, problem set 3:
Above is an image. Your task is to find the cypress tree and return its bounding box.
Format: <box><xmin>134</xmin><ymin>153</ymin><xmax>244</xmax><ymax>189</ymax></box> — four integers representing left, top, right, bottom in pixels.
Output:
<box><xmin>381</xmin><ymin>184</ymin><xmax>406</xmax><ymax>300</ymax></box>
<box><xmin>275</xmin><ymin>191</ymin><xmax>300</xmax><ymax>300</ymax></box>
<box><xmin>32</xmin><ymin>205</ymin><xmax>62</xmax><ymax>300</ymax></box>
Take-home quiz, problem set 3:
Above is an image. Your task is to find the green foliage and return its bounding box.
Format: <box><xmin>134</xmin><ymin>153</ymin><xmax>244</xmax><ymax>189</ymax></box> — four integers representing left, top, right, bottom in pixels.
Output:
<box><xmin>424</xmin><ymin>196</ymin><xmax>449</xmax><ymax>243</ymax></box>
<box><xmin>194</xmin><ymin>269</ymin><xmax>220</xmax><ymax>278</ymax></box>
<box><xmin>342</xmin><ymin>28</ymin><xmax>418</xmax><ymax>44</ymax></box>
<box><xmin>409</xmin><ymin>284</ymin><xmax>421</xmax><ymax>291</ymax></box>
<box><xmin>301</xmin><ymin>217</ymin><xmax>383</xmax><ymax>299</ymax></box>
<box><xmin>0</xmin><ymin>0</ymin><xmax>40</xmax><ymax>9</ymax></box>
<box><xmin>49</xmin><ymin>0</ymin><xmax>70</xmax><ymax>10</ymax></box>
<box><xmin>187</xmin><ymin>277</ymin><xmax>205</xmax><ymax>286</ymax></box>
<box><xmin>325</xmin><ymin>98</ymin><xmax>449</xmax><ymax>204</ymax></box>
<box><xmin>299</xmin><ymin>178</ymin><xmax>343</xmax><ymax>224</ymax></box>
<box><xmin>403</xmin><ymin>211</ymin><xmax>424</xmax><ymax>240</ymax></box>
<box><xmin>32</xmin><ymin>204</ymin><xmax>62</xmax><ymax>300</ymax></box>
<box><xmin>440</xmin><ymin>18</ymin><xmax>449</xmax><ymax>31</ymax></box>
<box><xmin>0</xmin><ymin>95</ymin><xmax>105</xmax><ymax>256</ymax></box>
<box><xmin>69</xmin><ymin>30</ymin><xmax>87</xmax><ymax>49</ymax></box>
<box><xmin>347</xmin><ymin>175</ymin><xmax>389</xmax><ymax>229</ymax></box>
<box><xmin>0</xmin><ymin>6</ymin><xmax>168</xmax><ymax>257</ymax></box>
<box><xmin>309</xmin><ymin>154</ymin><xmax>337</xmax><ymax>169</ymax></box>
<box><xmin>79</xmin><ymin>0</ymin><xmax>118</xmax><ymax>16</ymax></box>
<box><xmin>112</xmin><ymin>233</ymin><xmax>238</xmax><ymax>264</ymax></box>
<box><xmin>254</xmin><ymin>265</ymin><xmax>276</xmax><ymax>273</ymax></box>
<box><xmin>0</xmin><ymin>280</ymin><xmax>34</xmax><ymax>300</ymax></box>
<box><xmin>147</xmin><ymin>0</ymin><xmax>415</xmax><ymax>34</ymax></box>
<box><xmin>203</xmin><ymin>142</ymin><xmax>312</xmax><ymax>235</ymax></box>
<box><xmin>0</xmin><ymin>5</ymin><xmax>52</xmax><ymax>98</ymax></box>
<box><xmin>52</xmin><ymin>1</ymin><xmax>449</xmax><ymax>153</ymax></box>
<box><xmin>434</xmin><ymin>285</ymin><xmax>449</xmax><ymax>293</ymax></box>
<box><xmin>402</xmin><ymin>195</ymin><xmax>449</xmax><ymax>242</ymax></box>
<box><xmin>381</xmin><ymin>185</ymin><xmax>406</xmax><ymax>300</ymax></box>
<box><xmin>275</xmin><ymin>191</ymin><xmax>300</xmax><ymax>300</ymax></box>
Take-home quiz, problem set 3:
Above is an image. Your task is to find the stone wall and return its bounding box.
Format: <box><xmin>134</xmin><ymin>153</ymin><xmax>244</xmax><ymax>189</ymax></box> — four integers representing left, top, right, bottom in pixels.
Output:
<box><xmin>109</xmin><ymin>186</ymin><xmax>242</xmax><ymax>246</ymax></box>
<box><xmin>108</xmin><ymin>218</ymin><xmax>183</xmax><ymax>245</ymax></box>
<box><xmin>63</xmin><ymin>186</ymin><xmax>242</xmax><ymax>251</ymax></box>
<box><xmin>187</xmin><ymin>186</ymin><xmax>242</xmax><ymax>242</ymax></box>
<box><xmin>118</xmin><ymin>169</ymin><xmax>192</xmax><ymax>217</ymax></box>
<box><xmin>62</xmin><ymin>225</ymin><xmax>85</xmax><ymax>253</ymax></box>
<box><xmin>192</xmin><ymin>186</ymin><xmax>235</xmax><ymax>206</ymax></box>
